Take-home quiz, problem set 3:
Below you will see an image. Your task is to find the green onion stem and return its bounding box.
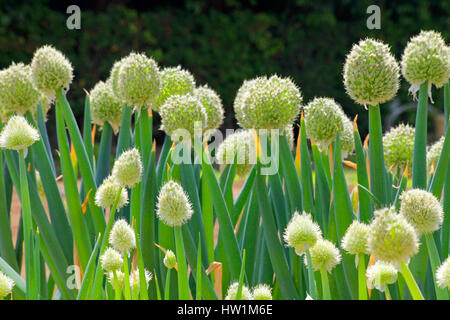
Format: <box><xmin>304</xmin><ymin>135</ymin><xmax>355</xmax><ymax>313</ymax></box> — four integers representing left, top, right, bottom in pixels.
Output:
<box><xmin>400</xmin><ymin>261</ymin><xmax>424</xmax><ymax>300</ymax></box>
<box><xmin>319</xmin><ymin>265</ymin><xmax>331</xmax><ymax>300</ymax></box>
<box><xmin>306</xmin><ymin>249</ymin><xmax>318</xmax><ymax>300</ymax></box>
<box><xmin>357</xmin><ymin>254</ymin><xmax>368</xmax><ymax>300</ymax></box>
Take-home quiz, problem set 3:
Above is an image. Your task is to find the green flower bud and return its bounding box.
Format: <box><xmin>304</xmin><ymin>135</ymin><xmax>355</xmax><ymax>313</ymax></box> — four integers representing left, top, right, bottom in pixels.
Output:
<box><xmin>340</xmin><ymin>114</ymin><xmax>355</xmax><ymax>159</ymax></box>
<box><xmin>427</xmin><ymin>136</ymin><xmax>444</xmax><ymax>170</ymax></box>
<box><xmin>116</xmin><ymin>53</ymin><xmax>161</xmax><ymax>109</ymax></box>
<box><xmin>112</xmin><ymin>148</ymin><xmax>143</xmax><ymax>189</ymax></box>
<box><xmin>436</xmin><ymin>256</ymin><xmax>450</xmax><ymax>289</ymax></box>
<box><xmin>401</xmin><ymin>31</ymin><xmax>450</xmax><ymax>94</ymax></box>
<box><xmin>399</xmin><ymin>189</ymin><xmax>443</xmax><ymax>235</ymax></box>
<box><xmin>383</xmin><ymin>124</ymin><xmax>415</xmax><ymax>175</ymax></box>
<box><xmin>216</xmin><ymin>130</ymin><xmax>256</xmax><ymax>177</ymax></box>
<box><xmin>100</xmin><ymin>247</ymin><xmax>123</xmax><ymax>272</ymax></box>
<box><xmin>0</xmin><ymin>271</ymin><xmax>14</xmax><ymax>299</ymax></box>
<box><xmin>341</xmin><ymin>220</ymin><xmax>370</xmax><ymax>256</ymax></box>
<box><xmin>130</xmin><ymin>269</ymin><xmax>152</xmax><ymax>292</ymax></box>
<box><xmin>95</xmin><ymin>176</ymin><xmax>129</xmax><ymax>210</ymax></box>
<box><xmin>109</xmin><ymin>219</ymin><xmax>136</xmax><ymax>254</ymax></box>
<box><xmin>156</xmin><ymin>180</ymin><xmax>193</xmax><ymax>227</ymax></box>
<box><xmin>252</xmin><ymin>284</ymin><xmax>272</xmax><ymax>300</ymax></box>
<box><xmin>0</xmin><ymin>115</ymin><xmax>40</xmax><ymax>151</ymax></box>
<box><xmin>90</xmin><ymin>81</ymin><xmax>124</xmax><ymax>134</ymax></box>
<box><xmin>31</xmin><ymin>45</ymin><xmax>73</xmax><ymax>98</ymax></box>
<box><xmin>153</xmin><ymin>66</ymin><xmax>196</xmax><ymax>112</ymax></box>
<box><xmin>308</xmin><ymin>239</ymin><xmax>341</xmax><ymax>272</ymax></box>
<box><xmin>366</xmin><ymin>260</ymin><xmax>398</xmax><ymax>292</ymax></box>
<box><xmin>304</xmin><ymin>97</ymin><xmax>344</xmax><ymax>150</ymax></box>
<box><xmin>0</xmin><ymin>63</ymin><xmax>40</xmax><ymax>116</ymax></box>
<box><xmin>368</xmin><ymin>207</ymin><xmax>419</xmax><ymax>266</ymax></box>
<box><xmin>344</xmin><ymin>39</ymin><xmax>400</xmax><ymax>106</ymax></box>
<box><xmin>159</xmin><ymin>93</ymin><xmax>207</xmax><ymax>141</ymax></box>
<box><xmin>284</xmin><ymin>211</ymin><xmax>322</xmax><ymax>255</ymax></box>
<box><xmin>225</xmin><ymin>282</ymin><xmax>253</xmax><ymax>300</ymax></box>
<box><xmin>194</xmin><ymin>85</ymin><xmax>224</xmax><ymax>131</ymax></box>
<box><xmin>234</xmin><ymin>75</ymin><xmax>302</xmax><ymax>130</ymax></box>
<box><xmin>163</xmin><ymin>250</ymin><xmax>177</xmax><ymax>269</ymax></box>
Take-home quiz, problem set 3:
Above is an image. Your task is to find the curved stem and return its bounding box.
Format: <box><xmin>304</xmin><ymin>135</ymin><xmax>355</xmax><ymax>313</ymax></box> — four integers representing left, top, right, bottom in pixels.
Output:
<box><xmin>319</xmin><ymin>265</ymin><xmax>331</xmax><ymax>300</ymax></box>
<box><xmin>400</xmin><ymin>261</ymin><xmax>425</xmax><ymax>300</ymax></box>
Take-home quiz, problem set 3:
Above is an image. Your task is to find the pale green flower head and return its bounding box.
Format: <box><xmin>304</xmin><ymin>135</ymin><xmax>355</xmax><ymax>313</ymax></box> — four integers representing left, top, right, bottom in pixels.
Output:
<box><xmin>340</xmin><ymin>114</ymin><xmax>355</xmax><ymax>159</ymax></box>
<box><xmin>308</xmin><ymin>239</ymin><xmax>341</xmax><ymax>272</ymax></box>
<box><xmin>156</xmin><ymin>180</ymin><xmax>193</xmax><ymax>227</ymax></box>
<box><xmin>436</xmin><ymin>256</ymin><xmax>450</xmax><ymax>289</ymax></box>
<box><xmin>31</xmin><ymin>45</ymin><xmax>73</xmax><ymax>98</ymax></box>
<box><xmin>0</xmin><ymin>63</ymin><xmax>40</xmax><ymax>116</ymax></box>
<box><xmin>95</xmin><ymin>176</ymin><xmax>129</xmax><ymax>210</ymax></box>
<box><xmin>159</xmin><ymin>93</ymin><xmax>207</xmax><ymax>141</ymax></box>
<box><xmin>383</xmin><ymin>124</ymin><xmax>415</xmax><ymax>176</ymax></box>
<box><xmin>368</xmin><ymin>207</ymin><xmax>419</xmax><ymax>266</ymax></box>
<box><xmin>341</xmin><ymin>220</ymin><xmax>370</xmax><ymax>256</ymax></box>
<box><xmin>225</xmin><ymin>282</ymin><xmax>253</xmax><ymax>300</ymax></box>
<box><xmin>194</xmin><ymin>85</ymin><xmax>224</xmax><ymax>131</ymax></box>
<box><xmin>252</xmin><ymin>284</ymin><xmax>272</xmax><ymax>300</ymax></box>
<box><xmin>427</xmin><ymin>136</ymin><xmax>444</xmax><ymax>170</ymax></box>
<box><xmin>304</xmin><ymin>97</ymin><xmax>344</xmax><ymax>150</ymax></box>
<box><xmin>283</xmin><ymin>124</ymin><xmax>295</xmax><ymax>150</ymax></box>
<box><xmin>234</xmin><ymin>75</ymin><xmax>302</xmax><ymax>130</ymax></box>
<box><xmin>90</xmin><ymin>81</ymin><xmax>124</xmax><ymax>134</ymax></box>
<box><xmin>130</xmin><ymin>269</ymin><xmax>152</xmax><ymax>292</ymax></box>
<box><xmin>0</xmin><ymin>115</ymin><xmax>40</xmax><ymax>151</ymax></box>
<box><xmin>100</xmin><ymin>247</ymin><xmax>123</xmax><ymax>272</ymax></box>
<box><xmin>399</xmin><ymin>189</ymin><xmax>443</xmax><ymax>235</ymax></box>
<box><xmin>0</xmin><ymin>271</ymin><xmax>14</xmax><ymax>299</ymax></box>
<box><xmin>117</xmin><ymin>52</ymin><xmax>161</xmax><ymax>109</ymax></box>
<box><xmin>401</xmin><ymin>31</ymin><xmax>450</xmax><ymax>92</ymax></box>
<box><xmin>153</xmin><ymin>66</ymin><xmax>196</xmax><ymax>112</ymax></box>
<box><xmin>284</xmin><ymin>211</ymin><xmax>322</xmax><ymax>255</ymax></box>
<box><xmin>163</xmin><ymin>249</ymin><xmax>176</xmax><ymax>269</ymax></box>
<box><xmin>108</xmin><ymin>270</ymin><xmax>125</xmax><ymax>288</ymax></box>
<box><xmin>344</xmin><ymin>39</ymin><xmax>400</xmax><ymax>106</ymax></box>
<box><xmin>109</xmin><ymin>219</ymin><xmax>136</xmax><ymax>254</ymax></box>
<box><xmin>216</xmin><ymin>130</ymin><xmax>256</xmax><ymax>178</ymax></box>
<box><xmin>366</xmin><ymin>260</ymin><xmax>398</xmax><ymax>292</ymax></box>
<box><xmin>112</xmin><ymin>148</ymin><xmax>143</xmax><ymax>189</ymax></box>
<box><xmin>109</xmin><ymin>58</ymin><xmax>126</xmax><ymax>100</ymax></box>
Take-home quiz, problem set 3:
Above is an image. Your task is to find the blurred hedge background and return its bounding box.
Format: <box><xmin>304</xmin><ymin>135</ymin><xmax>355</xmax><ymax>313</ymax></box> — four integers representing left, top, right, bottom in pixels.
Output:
<box><xmin>1</xmin><ymin>0</ymin><xmax>449</xmax><ymax>145</ymax></box>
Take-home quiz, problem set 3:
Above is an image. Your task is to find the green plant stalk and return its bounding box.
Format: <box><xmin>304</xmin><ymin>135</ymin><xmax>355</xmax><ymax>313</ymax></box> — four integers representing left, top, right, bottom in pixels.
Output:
<box><xmin>77</xmin><ymin>235</ymin><xmax>101</xmax><ymax>300</ymax></box>
<box><xmin>425</xmin><ymin>234</ymin><xmax>448</xmax><ymax>300</ymax></box>
<box><xmin>412</xmin><ymin>83</ymin><xmax>428</xmax><ymax>189</ymax></box>
<box><xmin>95</xmin><ymin>122</ymin><xmax>112</xmax><ymax>185</ymax></box>
<box><xmin>306</xmin><ymin>249</ymin><xmax>318</xmax><ymax>300</ymax></box>
<box><xmin>132</xmin><ymin>216</ymin><xmax>149</xmax><ymax>300</ymax></box>
<box><xmin>174</xmin><ymin>226</ymin><xmax>190</xmax><ymax>299</ymax></box>
<box><xmin>123</xmin><ymin>252</ymin><xmax>132</xmax><ymax>300</ymax></box>
<box><xmin>357</xmin><ymin>254</ymin><xmax>367</xmax><ymax>300</ymax></box>
<box><xmin>319</xmin><ymin>265</ymin><xmax>331</xmax><ymax>300</ymax></box>
<box><xmin>82</xmin><ymin>95</ymin><xmax>94</xmax><ymax>166</ymax></box>
<box><xmin>428</xmin><ymin>121</ymin><xmax>449</xmax><ymax>198</ymax></box>
<box><xmin>442</xmin><ymin>165</ymin><xmax>450</xmax><ymax>257</ymax></box>
<box><xmin>154</xmin><ymin>272</ymin><xmax>162</xmax><ymax>300</ymax></box>
<box><xmin>236</xmin><ymin>249</ymin><xmax>246</xmax><ymax>300</ymax></box>
<box><xmin>201</xmin><ymin>175</ymin><xmax>214</xmax><ymax>265</ymax></box>
<box><xmin>400</xmin><ymin>261</ymin><xmax>425</xmax><ymax>300</ymax></box>
<box><xmin>444</xmin><ymin>81</ymin><xmax>449</xmax><ymax>129</ymax></box>
<box><xmin>32</xmin><ymin>232</ymin><xmax>41</xmax><ymax>299</ymax></box>
<box><xmin>196</xmin><ymin>235</ymin><xmax>202</xmax><ymax>300</ymax></box>
<box><xmin>164</xmin><ymin>269</ymin><xmax>171</xmax><ymax>300</ymax></box>
<box><xmin>385</xmin><ymin>286</ymin><xmax>391</xmax><ymax>300</ymax></box>
<box><xmin>300</xmin><ymin>117</ymin><xmax>315</xmax><ymax>214</ymax></box>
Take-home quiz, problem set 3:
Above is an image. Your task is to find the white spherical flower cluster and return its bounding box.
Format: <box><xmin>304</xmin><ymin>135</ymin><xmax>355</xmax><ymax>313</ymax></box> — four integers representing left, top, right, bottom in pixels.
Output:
<box><xmin>194</xmin><ymin>85</ymin><xmax>224</xmax><ymax>131</ymax></box>
<box><xmin>90</xmin><ymin>80</ymin><xmax>124</xmax><ymax>134</ymax></box>
<box><xmin>436</xmin><ymin>256</ymin><xmax>450</xmax><ymax>289</ymax></box>
<box><xmin>0</xmin><ymin>115</ymin><xmax>40</xmax><ymax>151</ymax></box>
<box><xmin>156</xmin><ymin>180</ymin><xmax>194</xmax><ymax>227</ymax></box>
<box><xmin>224</xmin><ymin>282</ymin><xmax>253</xmax><ymax>300</ymax></box>
<box><xmin>95</xmin><ymin>176</ymin><xmax>129</xmax><ymax>210</ymax></box>
<box><xmin>383</xmin><ymin>124</ymin><xmax>415</xmax><ymax>175</ymax></box>
<box><xmin>283</xmin><ymin>211</ymin><xmax>322</xmax><ymax>255</ymax></box>
<box><xmin>100</xmin><ymin>247</ymin><xmax>123</xmax><ymax>272</ymax></box>
<box><xmin>0</xmin><ymin>271</ymin><xmax>15</xmax><ymax>299</ymax></box>
<box><xmin>341</xmin><ymin>220</ymin><xmax>370</xmax><ymax>256</ymax></box>
<box><xmin>308</xmin><ymin>239</ymin><xmax>341</xmax><ymax>272</ymax></box>
<box><xmin>109</xmin><ymin>219</ymin><xmax>136</xmax><ymax>254</ymax></box>
<box><xmin>112</xmin><ymin>148</ymin><xmax>143</xmax><ymax>189</ymax></box>
<box><xmin>366</xmin><ymin>260</ymin><xmax>398</xmax><ymax>292</ymax></box>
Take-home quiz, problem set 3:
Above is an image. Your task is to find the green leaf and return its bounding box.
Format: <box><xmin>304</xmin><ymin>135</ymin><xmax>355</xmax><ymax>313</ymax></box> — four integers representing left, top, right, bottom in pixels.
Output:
<box><xmin>412</xmin><ymin>83</ymin><xmax>429</xmax><ymax>189</ymax></box>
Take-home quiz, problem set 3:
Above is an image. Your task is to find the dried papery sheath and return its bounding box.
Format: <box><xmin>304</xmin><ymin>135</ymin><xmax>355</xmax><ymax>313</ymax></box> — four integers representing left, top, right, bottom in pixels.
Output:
<box><xmin>283</xmin><ymin>211</ymin><xmax>322</xmax><ymax>255</ymax></box>
<box><xmin>436</xmin><ymin>256</ymin><xmax>450</xmax><ymax>289</ymax></box>
<box><xmin>163</xmin><ymin>250</ymin><xmax>176</xmax><ymax>269</ymax></box>
<box><xmin>383</xmin><ymin>124</ymin><xmax>415</xmax><ymax>175</ymax></box>
<box><xmin>344</xmin><ymin>39</ymin><xmax>400</xmax><ymax>106</ymax></box>
<box><xmin>112</xmin><ymin>148</ymin><xmax>143</xmax><ymax>189</ymax></box>
<box><xmin>109</xmin><ymin>219</ymin><xmax>136</xmax><ymax>254</ymax></box>
<box><xmin>0</xmin><ymin>271</ymin><xmax>14</xmax><ymax>299</ymax></box>
<box><xmin>252</xmin><ymin>284</ymin><xmax>272</xmax><ymax>300</ymax></box>
<box><xmin>156</xmin><ymin>180</ymin><xmax>193</xmax><ymax>227</ymax></box>
<box><xmin>0</xmin><ymin>115</ymin><xmax>40</xmax><ymax>151</ymax></box>
<box><xmin>224</xmin><ymin>282</ymin><xmax>253</xmax><ymax>300</ymax></box>
<box><xmin>100</xmin><ymin>247</ymin><xmax>123</xmax><ymax>272</ymax></box>
<box><xmin>366</xmin><ymin>260</ymin><xmax>398</xmax><ymax>292</ymax></box>
<box><xmin>307</xmin><ymin>239</ymin><xmax>341</xmax><ymax>272</ymax></box>
<box><xmin>399</xmin><ymin>189</ymin><xmax>443</xmax><ymax>235</ymax></box>
<box><xmin>368</xmin><ymin>207</ymin><xmax>419</xmax><ymax>266</ymax></box>
<box><xmin>90</xmin><ymin>80</ymin><xmax>124</xmax><ymax>134</ymax></box>
<box><xmin>341</xmin><ymin>220</ymin><xmax>370</xmax><ymax>256</ymax></box>
<box><xmin>153</xmin><ymin>66</ymin><xmax>196</xmax><ymax>112</ymax></box>
<box><xmin>194</xmin><ymin>85</ymin><xmax>224</xmax><ymax>131</ymax></box>
<box><xmin>95</xmin><ymin>176</ymin><xmax>128</xmax><ymax>210</ymax></box>
<box><xmin>427</xmin><ymin>136</ymin><xmax>444</xmax><ymax>170</ymax></box>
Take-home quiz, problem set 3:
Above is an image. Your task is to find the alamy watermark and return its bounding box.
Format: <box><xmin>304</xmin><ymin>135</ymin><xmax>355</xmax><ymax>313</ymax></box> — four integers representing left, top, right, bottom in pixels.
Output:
<box><xmin>366</xmin><ymin>5</ymin><xmax>381</xmax><ymax>29</ymax></box>
<box><xmin>66</xmin><ymin>5</ymin><xmax>81</xmax><ymax>30</ymax></box>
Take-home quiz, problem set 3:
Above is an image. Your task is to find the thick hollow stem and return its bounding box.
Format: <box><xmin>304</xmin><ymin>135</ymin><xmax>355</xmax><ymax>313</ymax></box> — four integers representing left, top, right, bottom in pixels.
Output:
<box><xmin>306</xmin><ymin>249</ymin><xmax>318</xmax><ymax>300</ymax></box>
<box><xmin>174</xmin><ymin>226</ymin><xmax>190</xmax><ymax>299</ymax></box>
<box><xmin>319</xmin><ymin>265</ymin><xmax>331</xmax><ymax>300</ymax></box>
<box><xmin>164</xmin><ymin>269</ymin><xmax>171</xmax><ymax>300</ymax></box>
<box><xmin>400</xmin><ymin>261</ymin><xmax>425</xmax><ymax>300</ymax></box>
<box><xmin>357</xmin><ymin>254</ymin><xmax>368</xmax><ymax>300</ymax></box>
<box><xmin>113</xmin><ymin>270</ymin><xmax>122</xmax><ymax>300</ymax></box>
<box><xmin>123</xmin><ymin>252</ymin><xmax>132</xmax><ymax>300</ymax></box>
<box><xmin>425</xmin><ymin>234</ymin><xmax>449</xmax><ymax>300</ymax></box>
<box><xmin>412</xmin><ymin>83</ymin><xmax>428</xmax><ymax>189</ymax></box>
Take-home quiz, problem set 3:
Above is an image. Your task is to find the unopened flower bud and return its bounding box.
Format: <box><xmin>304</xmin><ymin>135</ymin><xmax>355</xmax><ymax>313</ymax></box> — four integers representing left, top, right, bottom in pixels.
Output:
<box><xmin>163</xmin><ymin>250</ymin><xmax>176</xmax><ymax>269</ymax></box>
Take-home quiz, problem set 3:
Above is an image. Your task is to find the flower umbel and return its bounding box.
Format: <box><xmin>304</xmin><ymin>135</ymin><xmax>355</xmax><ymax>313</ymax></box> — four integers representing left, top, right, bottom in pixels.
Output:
<box><xmin>90</xmin><ymin>80</ymin><xmax>124</xmax><ymax>134</ymax></box>
<box><xmin>112</xmin><ymin>148</ymin><xmax>143</xmax><ymax>189</ymax></box>
<box><xmin>100</xmin><ymin>247</ymin><xmax>123</xmax><ymax>272</ymax></box>
<box><xmin>341</xmin><ymin>220</ymin><xmax>370</xmax><ymax>256</ymax></box>
<box><xmin>194</xmin><ymin>85</ymin><xmax>224</xmax><ymax>131</ymax></box>
<box><xmin>224</xmin><ymin>282</ymin><xmax>253</xmax><ymax>300</ymax></box>
<box><xmin>308</xmin><ymin>239</ymin><xmax>341</xmax><ymax>272</ymax></box>
<box><xmin>436</xmin><ymin>256</ymin><xmax>450</xmax><ymax>289</ymax></box>
<box><xmin>109</xmin><ymin>219</ymin><xmax>136</xmax><ymax>254</ymax></box>
<box><xmin>252</xmin><ymin>284</ymin><xmax>272</xmax><ymax>300</ymax></box>
<box><xmin>366</xmin><ymin>260</ymin><xmax>398</xmax><ymax>292</ymax></box>
<box><xmin>0</xmin><ymin>271</ymin><xmax>14</xmax><ymax>299</ymax></box>
<box><xmin>0</xmin><ymin>115</ymin><xmax>40</xmax><ymax>151</ymax></box>
<box><xmin>156</xmin><ymin>180</ymin><xmax>194</xmax><ymax>227</ymax></box>
<box><xmin>95</xmin><ymin>176</ymin><xmax>128</xmax><ymax>210</ymax></box>
<box><xmin>383</xmin><ymin>124</ymin><xmax>415</xmax><ymax>175</ymax></box>
<box><xmin>284</xmin><ymin>211</ymin><xmax>322</xmax><ymax>255</ymax></box>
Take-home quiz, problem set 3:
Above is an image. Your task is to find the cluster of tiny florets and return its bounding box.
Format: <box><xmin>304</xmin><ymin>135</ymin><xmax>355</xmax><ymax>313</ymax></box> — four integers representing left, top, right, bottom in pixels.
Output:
<box><xmin>130</xmin><ymin>269</ymin><xmax>152</xmax><ymax>292</ymax></box>
<box><xmin>308</xmin><ymin>239</ymin><xmax>341</xmax><ymax>272</ymax></box>
<box><xmin>399</xmin><ymin>189</ymin><xmax>443</xmax><ymax>235</ymax></box>
<box><xmin>383</xmin><ymin>124</ymin><xmax>415</xmax><ymax>175</ymax></box>
<box><xmin>156</xmin><ymin>180</ymin><xmax>194</xmax><ymax>227</ymax></box>
<box><xmin>163</xmin><ymin>250</ymin><xmax>177</xmax><ymax>269</ymax></box>
<box><xmin>109</xmin><ymin>219</ymin><xmax>136</xmax><ymax>254</ymax></box>
<box><xmin>0</xmin><ymin>271</ymin><xmax>15</xmax><ymax>299</ymax></box>
<box><xmin>344</xmin><ymin>38</ymin><xmax>400</xmax><ymax>106</ymax></box>
<box><xmin>112</xmin><ymin>148</ymin><xmax>143</xmax><ymax>189</ymax></box>
<box><xmin>100</xmin><ymin>247</ymin><xmax>123</xmax><ymax>272</ymax></box>
<box><xmin>436</xmin><ymin>256</ymin><xmax>450</xmax><ymax>289</ymax></box>
<box><xmin>252</xmin><ymin>284</ymin><xmax>272</xmax><ymax>300</ymax></box>
<box><xmin>284</xmin><ymin>211</ymin><xmax>322</xmax><ymax>255</ymax></box>
<box><xmin>90</xmin><ymin>80</ymin><xmax>124</xmax><ymax>134</ymax></box>
<box><xmin>194</xmin><ymin>85</ymin><xmax>224</xmax><ymax>131</ymax></box>
<box><xmin>95</xmin><ymin>176</ymin><xmax>129</xmax><ymax>210</ymax></box>
<box><xmin>224</xmin><ymin>282</ymin><xmax>253</xmax><ymax>300</ymax></box>
<box><xmin>0</xmin><ymin>115</ymin><xmax>40</xmax><ymax>151</ymax></box>
<box><xmin>427</xmin><ymin>136</ymin><xmax>444</xmax><ymax>170</ymax></box>
<box><xmin>234</xmin><ymin>75</ymin><xmax>302</xmax><ymax>130</ymax></box>
<box><xmin>366</xmin><ymin>260</ymin><xmax>398</xmax><ymax>292</ymax></box>
<box><xmin>341</xmin><ymin>220</ymin><xmax>370</xmax><ymax>256</ymax></box>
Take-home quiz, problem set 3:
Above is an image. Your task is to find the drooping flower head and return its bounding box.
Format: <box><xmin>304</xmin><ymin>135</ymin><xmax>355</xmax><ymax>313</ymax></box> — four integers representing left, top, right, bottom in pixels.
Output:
<box><xmin>163</xmin><ymin>250</ymin><xmax>176</xmax><ymax>269</ymax></box>
<box><xmin>116</xmin><ymin>53</ymin><xmax>161</xmax><ymax>109</ymax></box>
<box><xmin>368</xmin><ymin>207</ymin><xmax>419</xmax><ymax>266</ymax></box>
<box><xmin>224</xmin><ymin>282</ymin><xmax>253</xmax><ymax>300</ymax></box>
<box><xmin>283</xmin><ymin>211</ymin><xmax>322</xmax><ymax>255</ymax></box>
<box><xmin>153</xmin><ymin>66</ymin><xmax>196</xmax><ymax>112</ymax></box>
<box><xmin>399</xmin><ymin>189</ymin><xmax>443</xmax><ymax>235</ymax></box>
<box><xmin>95</xmin><ymin>176</ymin><xmax>129</xmax><ymax>210</ymax></box>
<box><xmin>234</xmin><ymin>75</ymin><xmax>302</xmax><ymax>130</ymax></box>
<box><xmin>100</xmin><ymin>247</ymin><xmax>123</xmax><ymax>272</ymax></box>
<box><xmin>109</xmin><ymin>219</ymin><xmax>136</xmax><ymax>254</ymax></box>
<box><xmin>0</xmin><ymin>271</ymin><xmax>14</xmax><ymax>299</ymax></box>
<box><xmin>436</xmin><ymin>256</ymin><xmax>450</xmax><ymax>289</ymax></box>
<box><xmin>307</xmin><ymin>239</ymin><xmax>341</xmax><ymax>272</ymax></box>
<box><xmin>156</xmin><ymin>180</ymin><xmax>193</xmax><ymax>227</ymax></box>
<box><xmin>112</xmin><ymin>148</ymin><xmax>143</xmax><ymax>189</ymax></box>
<box><xmin>216</xmin><ymin>130</ymin><xmax>256</xmax><ymax>177</ymax></box>
<box><xmin>401</xmin><ymin>31</ymin><xmax>450</xmax><ymax>97</ymax></box>
<box><xmin>194</xmin><ymin>85</ymin><xmax>224</xmax><ymax>131</ymax></box>
<box><xmin>341</xmin><ymin>220</ymin><xmax>370</xmax><ymax>256</ymax></box>
<box><xmin>383</xmin><ymin>124</ymin><xmax>415</xmax><ymax>176</ymax></box>
<box><xmin>252</xmin><ymin>284</ymin><xmax>272</xmax><ymax>300</ymax></box>
<box><xmin>0</xmin><ymin>63</ymin><xmax>40</xmax><ymax>116</ymax></box>
<box><xmin>366</xmin><ymin>260</ymin><xmax>398</xmax><ymax>292</ymax></box>
<box><xmin>31</xmin><ymin>45</ymin><xmax>73</xmax><ymax>98</ymax></box>
<box><xmin>0</xmin><ymin>115</ymin><xmax>40</xmax><ymax>151</ymax></box>
<box><xmin>90</xmin><ymin>80</ymin><xmax>124</xmax><ymax>134</ymax></box>
<box><xmin>344</xmin><ymin>39</ymin><xmax>400</xmax><ymax>106</ymax></box>
<box><xmin>427</xmin><ymin>136</ymin><xmax>445</xmax><ymax>171</ymax></box>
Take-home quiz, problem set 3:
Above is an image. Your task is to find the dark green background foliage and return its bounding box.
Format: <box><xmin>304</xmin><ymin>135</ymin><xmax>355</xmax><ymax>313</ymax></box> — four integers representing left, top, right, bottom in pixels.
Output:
<box><xmin>1</xmin><ymin>0</ymin><xmax>449</xmax><ymax>142</ymax></box>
